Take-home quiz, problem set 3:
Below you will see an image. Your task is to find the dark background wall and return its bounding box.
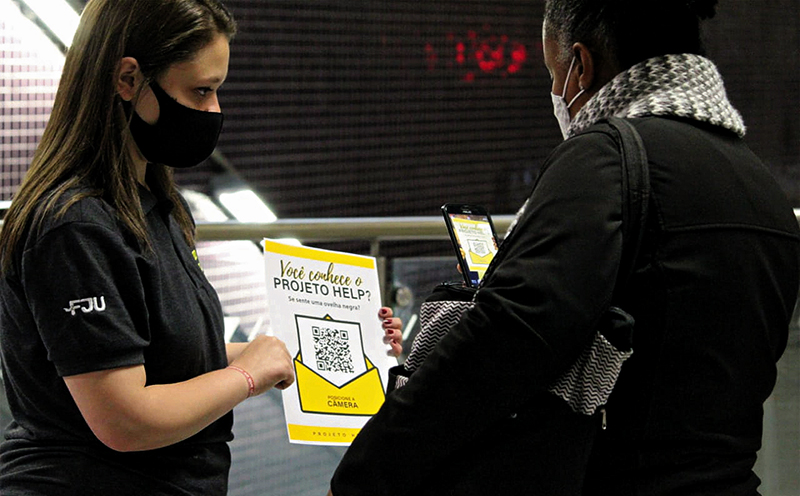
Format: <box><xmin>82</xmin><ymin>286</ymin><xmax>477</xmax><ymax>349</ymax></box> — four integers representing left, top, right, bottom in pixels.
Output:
<box><xmin>3</xmin><ymin>0</ymin><xmax>800</xmax><ymax>225</ymax></box>
<box><xmin>168</xmin><ymin>0</ymin><xmax>800</xmax><ymax>222</ymax></box>
<box><xmin>176</xmin><ymin>0</ymin><xmax>550</xmax><ymax>220</ymax></box>
<box><xmin>703</xmin><ymin>1</ymin><xmax>800</xmax><ymax>202</ymax></box>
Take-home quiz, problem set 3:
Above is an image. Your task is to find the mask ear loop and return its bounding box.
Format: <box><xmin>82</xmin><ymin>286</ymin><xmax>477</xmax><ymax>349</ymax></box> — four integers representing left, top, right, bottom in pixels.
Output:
<box><xmin>120</xmin><ymin>70</ymin><xmax>152</xmax><ymax>119</ymax></box>
<box><xmin>561</xmin><ymin>57</ymin><xmax>586</xmax><ymax>109</ymax></box>
<box><xmin>567</xmin><ymin>84</ymin><xmax>586</xmax><ymax>109</ymax></box>
<box><xmin>560</xmin><ymin>57</ymin><xmax>577</xmax><ymax>98</ymax></box>
<box><xmin>119</xmin><ymin>73</ymin><xmax>154</xmax><ymax>167</ymax></box>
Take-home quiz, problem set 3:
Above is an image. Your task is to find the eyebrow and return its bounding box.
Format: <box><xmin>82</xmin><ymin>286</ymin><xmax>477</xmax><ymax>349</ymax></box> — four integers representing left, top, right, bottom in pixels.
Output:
<box><xmin>198</xmin><ymin>76</ymin><xmax>226</xmax><ymax>86</ymax></box>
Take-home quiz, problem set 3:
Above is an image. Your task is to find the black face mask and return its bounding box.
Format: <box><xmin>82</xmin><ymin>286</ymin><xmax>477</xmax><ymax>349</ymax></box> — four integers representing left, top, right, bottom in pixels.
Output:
<box><xmin>127</xmin><ymin>81</ymin><xmax>224</xmax><ymax>168</ymax></box>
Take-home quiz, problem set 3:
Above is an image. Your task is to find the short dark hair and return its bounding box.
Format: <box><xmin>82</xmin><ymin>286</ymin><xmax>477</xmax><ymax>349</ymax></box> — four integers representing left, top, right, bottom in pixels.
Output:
<box><xmin>544</xmin><ymin>0</ymin><xmax>718</xmax><ymax>69</ymax></box>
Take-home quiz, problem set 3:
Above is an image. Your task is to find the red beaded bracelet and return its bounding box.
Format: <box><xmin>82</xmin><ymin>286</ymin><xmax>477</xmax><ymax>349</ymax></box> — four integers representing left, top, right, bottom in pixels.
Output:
<box><xmin>227</xmin><ymin>366</ymin><xmax>256</xmax><ymax>398</ymax></box>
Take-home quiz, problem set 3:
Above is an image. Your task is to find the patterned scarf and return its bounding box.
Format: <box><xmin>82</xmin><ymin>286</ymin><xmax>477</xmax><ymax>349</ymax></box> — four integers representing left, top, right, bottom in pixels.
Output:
<box><xmin>568</xmin><ymin>53</ymin><xmax>745</xmax><ymax>138</ymax></box>
<box><xmin>503</xmin><ymin>53</ymin><xmax>744</xmax><ymax>239</ymax></box>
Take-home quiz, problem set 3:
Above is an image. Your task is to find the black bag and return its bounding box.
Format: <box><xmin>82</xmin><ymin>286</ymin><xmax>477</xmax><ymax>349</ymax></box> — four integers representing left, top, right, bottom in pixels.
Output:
<box><xmin>390</xmin><ymin>118</ymin><xmax>649</xmax><ymax>418</ymax></box>
<box><xmin>389</xmin><ymin>282</ymin><xmax>635</xmax><ymax>417</ymax></box>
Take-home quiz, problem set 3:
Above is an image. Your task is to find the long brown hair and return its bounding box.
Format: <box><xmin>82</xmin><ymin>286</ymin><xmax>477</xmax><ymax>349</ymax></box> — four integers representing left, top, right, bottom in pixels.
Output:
<box><xmin>0</xmin><ymin>0</ymin><xmax>236</xmax><ymax>272</ymax></box>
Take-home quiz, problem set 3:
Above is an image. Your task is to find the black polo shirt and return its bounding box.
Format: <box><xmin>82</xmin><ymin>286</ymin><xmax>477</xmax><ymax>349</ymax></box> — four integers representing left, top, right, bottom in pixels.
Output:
<box><xmin>0</xmin><ymin>183</ymin><xmax>232</xmax><ymax>495</ymax></box>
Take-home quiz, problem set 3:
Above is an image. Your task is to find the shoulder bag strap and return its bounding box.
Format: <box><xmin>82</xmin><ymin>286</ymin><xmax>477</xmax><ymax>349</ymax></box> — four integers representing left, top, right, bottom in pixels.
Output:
<box><xmin>604</xmin><ymin>117</ymin><xmax>650</xmax><ymax>293</ymax></box>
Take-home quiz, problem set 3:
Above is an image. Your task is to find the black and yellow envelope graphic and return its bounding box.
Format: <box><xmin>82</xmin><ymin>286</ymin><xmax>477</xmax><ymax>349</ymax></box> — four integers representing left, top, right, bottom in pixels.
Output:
<box><xmin>467</xmin><ymin>238</ymin><xmax>494</xmax><ymax>265</ymax></box>
<box><xmin>294</xmin><ymin>314</ymin><xmax>386</xmax><ymax>416</ymax></box>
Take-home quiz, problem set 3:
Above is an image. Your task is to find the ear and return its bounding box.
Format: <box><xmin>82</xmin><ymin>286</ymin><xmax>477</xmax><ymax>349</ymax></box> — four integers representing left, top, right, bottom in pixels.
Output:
<box><xmin>572</xmin><ymin>42</ymin><xmax>596</xmax><ymax>91</ymax></box>
<box><xmin>117</xmin><ymin>57</ymin><xmax>142</xmax><ymax>102</ymax></box>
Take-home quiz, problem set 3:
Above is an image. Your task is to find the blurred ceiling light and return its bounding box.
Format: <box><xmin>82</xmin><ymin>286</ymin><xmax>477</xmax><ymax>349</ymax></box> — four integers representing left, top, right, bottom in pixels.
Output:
<box><xmin>180</xmin><ymin>189</ymin><xmax>229</xmax><ymax>223</ymax></box>
<box><xmin>183</xmin><ymin>188</ymin><xmax>301</xmax><ymax>246</ymax></box>
<box><xmin>19</xmin><ymin>0</ymin><xmax>80</xmax><ymax>49</ymax></box>
<box><xmin>217</xmin><ymin>189</ymin><xmax>303</xmax><ymax>246</ymax></box>
<box><xmin>217</xmin><ymin>189</ymin><xmax>278</xmax><ymax>224</ymax></box>
<box><xmin>215</xmin><ymin>185</ymin><xmax>302</xmax><ymax>245</ymax></box>
<box><xmin>274</xmin><ymin>237</ymin><xmax>304</xmax><ymax>247</ymax></box>
<box><xmin>1</xmin><ymin>0</ymin><xmax>64</xmax><ymax>60</ymax></box>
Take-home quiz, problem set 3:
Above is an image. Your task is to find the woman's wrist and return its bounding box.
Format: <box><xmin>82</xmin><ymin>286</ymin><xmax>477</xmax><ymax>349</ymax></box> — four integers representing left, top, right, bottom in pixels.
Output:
<box><xmin>226</xmin><ymin>365</ymin><xmax>255</xmax><ymax>398</ymax></box>
<box><xmin>225</xmin><ymin>342</ymin><xmax>248</xmax><ymax>364</ymax></box>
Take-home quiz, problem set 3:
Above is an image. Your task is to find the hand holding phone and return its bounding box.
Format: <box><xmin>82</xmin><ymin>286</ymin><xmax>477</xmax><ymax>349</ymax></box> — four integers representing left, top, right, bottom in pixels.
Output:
<box><xmin>441</xmin><ymin>203</ymin><xmax>499</xmax><ymax>287</ymax></box>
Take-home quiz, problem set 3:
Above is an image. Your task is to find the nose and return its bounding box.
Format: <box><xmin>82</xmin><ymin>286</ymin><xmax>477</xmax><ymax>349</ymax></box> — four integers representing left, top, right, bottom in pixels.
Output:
<box><xmin>205</xmin><ymin>94</ymin><xmax>221</xmax><ymax>113</ymax></box>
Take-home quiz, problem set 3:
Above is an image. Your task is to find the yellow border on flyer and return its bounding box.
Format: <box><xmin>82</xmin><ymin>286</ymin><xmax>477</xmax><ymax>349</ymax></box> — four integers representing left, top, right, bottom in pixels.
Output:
<box><xmin>287</xmin><ymin>424</ymin><xmax>362</xmax><ymax>444</ymax></box>
<box><xmin>451</xmin><ymin>217</ymin><xmax>488</xmax><ymax>227</ymax></box>
<box><xmin>263</xmin><ymin>239</ymin><xmax>375</xmax><ymax>269</ymax></box>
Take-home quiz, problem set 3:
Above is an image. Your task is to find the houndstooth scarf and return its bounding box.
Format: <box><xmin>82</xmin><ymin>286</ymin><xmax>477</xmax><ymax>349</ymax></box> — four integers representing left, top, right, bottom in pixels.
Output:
<box><xmin>505</xmin><ymin>53</ymin><xmax>745</xmax><ymax>237</ymax></box>
<box><xmin>568</xmin><ymin>53</ymin><xmax>746</xmax><ymax>138</ymax></box>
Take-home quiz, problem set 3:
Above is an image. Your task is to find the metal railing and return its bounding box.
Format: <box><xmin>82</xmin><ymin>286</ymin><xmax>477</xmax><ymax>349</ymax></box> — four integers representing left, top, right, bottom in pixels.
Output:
<box><xmin>195</xmin><ymin>212</ymin><xmax>800</xmax><ymax>307</ymax></box>
<box><xmin>4</xmin><ymin>211</ymin><xmax>799</xmax><ymax>246</ymax></box>
<box><xmin>195</xmin><ymin>215</ymin><xmax>517</xmax><ymax>256</ymax></box>
<box><xmin>196</xmin><ymin>210</ymin><xmax>800</xmax><ymax>247</ymax></box>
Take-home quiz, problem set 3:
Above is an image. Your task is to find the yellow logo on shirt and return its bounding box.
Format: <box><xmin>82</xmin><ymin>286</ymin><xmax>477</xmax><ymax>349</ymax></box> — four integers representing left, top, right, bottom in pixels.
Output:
<box><xmin>192</xmin><ymin>249</ymin><xmax>203</xmax><ymax>271</ymax></box>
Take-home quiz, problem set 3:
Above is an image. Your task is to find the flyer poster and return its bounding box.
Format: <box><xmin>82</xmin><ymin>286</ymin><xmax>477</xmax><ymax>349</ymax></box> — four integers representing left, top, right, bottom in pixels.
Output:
<box><xmin>263</xmin><ymin>239</ymin><xmax>397</xmax><ymax>446</ymax></box>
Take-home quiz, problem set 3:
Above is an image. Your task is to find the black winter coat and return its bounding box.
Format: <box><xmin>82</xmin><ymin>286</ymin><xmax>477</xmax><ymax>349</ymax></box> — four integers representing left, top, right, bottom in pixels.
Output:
<box><xmin>331</xmin><ymin>117</ymin><xmax>800</xmax><ymax>496</ymax></box>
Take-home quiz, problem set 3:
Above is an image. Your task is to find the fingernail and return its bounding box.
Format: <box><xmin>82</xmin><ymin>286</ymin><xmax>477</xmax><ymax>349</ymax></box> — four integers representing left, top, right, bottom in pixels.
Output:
<box><xmin>383</xmin><ymin>319</ymin><xmax>392</xmax><ymax>326</ymax></box>
<box><xmin>379</xmin><ymin>308</ymin><xmax>389</xmax><ymax>316</ymax></box>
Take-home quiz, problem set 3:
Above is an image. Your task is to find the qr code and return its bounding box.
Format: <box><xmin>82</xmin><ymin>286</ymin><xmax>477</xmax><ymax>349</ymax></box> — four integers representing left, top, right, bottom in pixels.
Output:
<box><xmin>312</xmin><ymin>326</ymin><xmax>354</xmax><ymax>373</ymax></box>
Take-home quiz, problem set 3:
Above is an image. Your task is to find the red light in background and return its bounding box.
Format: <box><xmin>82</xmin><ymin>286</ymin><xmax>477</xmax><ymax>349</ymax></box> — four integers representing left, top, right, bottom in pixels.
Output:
<box><xmin>428</xmin><ymin>25</ymin><xmax>528</xmax><ymax>81</ymax></box>
<box><xmin>455</xmin><ymin>41</ymin><xmax>466</xmax><ymax>65</ymax></box>
<box><xmin>425</xmin><ymin>43</ymin><xmax>437</xmax><ymax>71</ymax></box>
<box><xmin>506</xmin><ymin>42</ymin><xmax>527</xmax><ymax>75</ymax></box>
<box><xmin>511</xmin><ymin>43</ymin><xmax>526</xmax><ymax>62</ymax></box>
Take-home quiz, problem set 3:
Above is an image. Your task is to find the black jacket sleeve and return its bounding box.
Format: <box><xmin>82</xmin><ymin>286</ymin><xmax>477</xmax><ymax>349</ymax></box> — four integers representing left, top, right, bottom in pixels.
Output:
<box><xmin>331</xmin><ymin>127</ymin><xmax>626</xmax><ymax>495</ymax></box>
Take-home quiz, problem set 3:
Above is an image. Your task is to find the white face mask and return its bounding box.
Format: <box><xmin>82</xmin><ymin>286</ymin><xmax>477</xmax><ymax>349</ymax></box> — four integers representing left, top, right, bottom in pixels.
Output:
<box><xmin>551</xmin><ymin>56</ymin><xmax>586</xmax><ymax>140</ymax></box>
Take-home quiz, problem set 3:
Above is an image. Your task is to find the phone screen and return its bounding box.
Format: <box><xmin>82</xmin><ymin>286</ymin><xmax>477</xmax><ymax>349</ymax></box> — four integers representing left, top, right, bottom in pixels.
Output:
<box><xmin>442</xmin><ymin>204</ymin><xmax>499</xmax><ymax>287</ymax></box>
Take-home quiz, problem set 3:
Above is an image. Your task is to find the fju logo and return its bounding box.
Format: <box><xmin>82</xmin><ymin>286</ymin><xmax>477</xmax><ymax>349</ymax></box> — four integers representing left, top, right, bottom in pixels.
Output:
<box><xmin>64</xmin><ymin>296</ymin><xmax>106</xmax><ymax>316</ymax></box>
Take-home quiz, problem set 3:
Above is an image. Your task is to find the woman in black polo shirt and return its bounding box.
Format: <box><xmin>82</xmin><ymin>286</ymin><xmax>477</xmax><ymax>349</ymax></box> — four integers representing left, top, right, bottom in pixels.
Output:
<box><xmin>0</xmin><ymin>1</ymin><xmax>402</xmax><ymax>494</ymax></box>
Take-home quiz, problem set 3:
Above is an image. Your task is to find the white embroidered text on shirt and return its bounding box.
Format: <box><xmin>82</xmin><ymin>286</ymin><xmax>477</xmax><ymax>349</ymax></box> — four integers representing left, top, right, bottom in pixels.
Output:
<box><xmin>63</xmin><ymin>296</ymin><xmax>106</xmax><ymax>316</ymax></box>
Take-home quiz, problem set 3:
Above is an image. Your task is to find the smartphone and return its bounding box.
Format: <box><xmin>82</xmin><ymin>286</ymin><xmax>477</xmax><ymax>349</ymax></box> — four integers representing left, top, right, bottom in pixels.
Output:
<box><xmin>441</xmin><ymin>203</ymin><xmax>500</xmax><ymax>288</ymax></box>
